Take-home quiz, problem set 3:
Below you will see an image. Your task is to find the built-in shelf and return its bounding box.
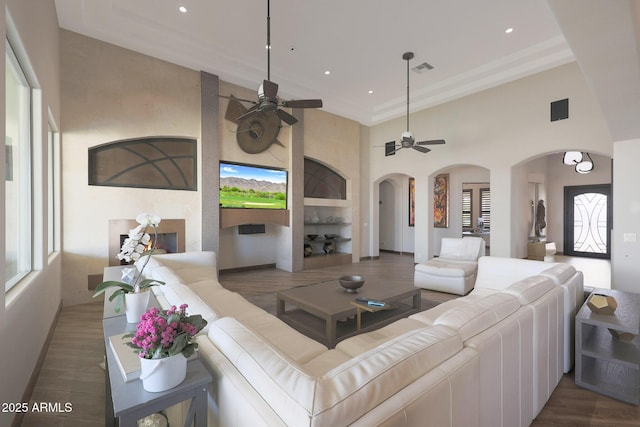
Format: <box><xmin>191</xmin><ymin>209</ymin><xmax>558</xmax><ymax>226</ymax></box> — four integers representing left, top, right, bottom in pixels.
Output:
<box><xmin>303</xmin><ymin>252</ymin><xmax>352</xmax><ymax>269</ymax></box>
<box><xmin>220</xmin><ymin>208</ymin><xmax>290</xmax><ymax>229</ymax></box>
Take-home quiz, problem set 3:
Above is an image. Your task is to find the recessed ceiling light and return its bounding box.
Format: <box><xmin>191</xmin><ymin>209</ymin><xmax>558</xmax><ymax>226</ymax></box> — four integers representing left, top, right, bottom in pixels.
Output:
<box><xmin>505</xmin><ymin>27</ymin><xmax>514</xmax><ymax>34</ymax></box>
<box><xmin>324</xmin><ymin>70</ymin><xmax>331</xmax><ymax>75</ymax></box>
<box><xmin>368</xmin><ymin>90</ymin><xmax>374</xmax><ymax>94</ymax></box>
<box><xmin>178</xmin><ymin>6</ymin><xmax>187</xmax><ymax>13</ymax></box>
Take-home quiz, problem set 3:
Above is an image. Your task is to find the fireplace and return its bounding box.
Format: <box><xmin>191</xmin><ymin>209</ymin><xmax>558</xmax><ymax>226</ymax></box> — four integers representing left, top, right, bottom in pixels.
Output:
<box><xmin>109</xmin><ymin>219</ymin><xmax>185</xmax><ymax>266</ymax></box>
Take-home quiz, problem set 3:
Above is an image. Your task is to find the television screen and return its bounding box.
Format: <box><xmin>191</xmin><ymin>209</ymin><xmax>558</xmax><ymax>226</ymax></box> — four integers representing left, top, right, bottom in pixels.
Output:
<box><xmin>219</xmin><ymin>161</ymin><xmax>288</xmax><ymax>209</ymax></box>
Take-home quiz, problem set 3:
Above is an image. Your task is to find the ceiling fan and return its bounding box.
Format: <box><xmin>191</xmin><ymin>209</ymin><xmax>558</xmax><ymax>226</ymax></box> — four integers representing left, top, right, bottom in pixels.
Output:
<box><xmin>385</xmin><ymin>52</ymin><xmax>445</xmax><ymax>156</ymax></box>
<box><xmin>220</xmin><ymin>0</ymin><xmax>323</xmax><ymax>126</ymax></box>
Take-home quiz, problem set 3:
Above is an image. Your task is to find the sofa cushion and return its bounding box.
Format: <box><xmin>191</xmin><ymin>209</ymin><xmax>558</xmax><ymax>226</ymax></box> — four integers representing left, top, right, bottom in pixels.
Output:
<box><xmin>150</xmin><ymin>265</ymin><xmax>185</xmax><ymax>287</ymax></box>
<box><xmin>433</xmin><ymin>293</ymin><xmax>521</xmax><ymax>341</ymax></box>
<box><xmin>502</xmin><ymin>276</ymin><xmax>554</xmax><ymax>305</ymax></box>
<box><xmin>336</xmin><ymin>318</ymin><xmax>427</xmax><ymax>356</ymax></box>
<box><xmin>414</xmin><ymin>258</ymin><xmax>478</xmax><ymax>278</ymax></box>
<box><xmin>207</xmin><ymin>317</ymin><xmax>318</xmax><ymax>426</ymax></box>
<box><xmin>439</xmin><ymin>236</ymin><xmax>485</xmax><ymax>261</ymax></box>
<box><xmin>302</xmin><ymin>349</ymin><xmax>352</xmax><ymax>377</ymax></box>
<box><xmin>312</xmin><ymin>325</ymin><xmax>463</xmax><ymax>426</ymax></box>
<box><xmin>539</xmin><ymin>263</ymin><xmax>576</xmax><ymax>285</ymax></box>
<box><xmin>208</xmin><ymin>317</ymin><xmax>464</xmax><ymax>427</ymax></box>
<box><xmin>155</xmin><ymin>283</ymin><xmax>218</xmax><ymax>333</ymax></box>
<box><xmin>474</xmin><ymin>256</ymin><xmax>554</xmax><ymax>290</ymax></box>
<box><xmin>409</xmin><ymin>294</ymin><xmax>480</xmax><ymax>326</ymax></box>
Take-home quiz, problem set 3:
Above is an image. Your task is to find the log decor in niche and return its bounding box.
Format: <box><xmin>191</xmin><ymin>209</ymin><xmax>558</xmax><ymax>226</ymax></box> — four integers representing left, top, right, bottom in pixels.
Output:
<box><xmin>88</xmin><ymin>136</ymin><xmax>197</xmax><ymax>190</ymax></box>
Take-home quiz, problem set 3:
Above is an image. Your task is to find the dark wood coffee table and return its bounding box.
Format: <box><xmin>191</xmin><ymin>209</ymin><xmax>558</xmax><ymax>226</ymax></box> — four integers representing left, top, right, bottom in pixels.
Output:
<box><xmin>276</xmin><ymin>278</ymin><xmax>421</xmax><ymax>348</ymax></box>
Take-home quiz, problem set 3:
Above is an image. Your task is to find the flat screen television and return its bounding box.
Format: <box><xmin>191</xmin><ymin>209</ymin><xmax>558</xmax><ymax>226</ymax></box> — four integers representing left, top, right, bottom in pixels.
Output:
<box><xmin>219</xmin><ymin>161</ymin><xmax>288</xmax><ymax>209</ymax></box>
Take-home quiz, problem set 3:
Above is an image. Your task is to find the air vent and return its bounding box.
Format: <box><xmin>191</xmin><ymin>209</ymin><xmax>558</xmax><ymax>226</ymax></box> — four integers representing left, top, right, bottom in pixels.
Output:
<box><xmin>412</xmin><ymin>62</ymin><xmax>434</xmax><ymax>73</ymax></box>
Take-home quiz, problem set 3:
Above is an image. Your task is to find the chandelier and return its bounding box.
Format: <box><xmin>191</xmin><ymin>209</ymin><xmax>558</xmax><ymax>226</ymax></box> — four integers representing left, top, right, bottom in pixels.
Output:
<box><xmin>562</xmin><ymin>151</ymin><xmax>593</xmax><ymax>174</ymax></box>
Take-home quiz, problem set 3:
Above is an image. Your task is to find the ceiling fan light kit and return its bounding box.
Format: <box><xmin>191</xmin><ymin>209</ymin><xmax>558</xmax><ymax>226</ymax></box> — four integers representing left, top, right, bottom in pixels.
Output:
<box><xmin>562</xmin><ymin>151</ymin><xmax>594</xmax><ymax>174</ymax></box>
<box><xmin>385</xmin><ymin>52</ymin><xmax>446</xmax><ymax>156</ymax></box>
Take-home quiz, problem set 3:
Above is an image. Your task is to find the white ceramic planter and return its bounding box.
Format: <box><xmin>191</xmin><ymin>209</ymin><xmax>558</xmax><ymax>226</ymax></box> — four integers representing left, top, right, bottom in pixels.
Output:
<box><xmin>139</xmin><ymin>353</ymin><xmax>187</xmax><ymax>392</ymax></box>
<box><xmin>124</xmin><ymin>291</ymin><xmax>150</xmax><ymax>323</ymax></box>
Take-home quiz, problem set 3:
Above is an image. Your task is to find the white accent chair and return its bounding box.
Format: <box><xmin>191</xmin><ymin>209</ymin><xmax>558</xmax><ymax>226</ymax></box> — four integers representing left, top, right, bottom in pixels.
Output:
<box><xmin>414</xmin><ymin>236</ymin><xmax>486</xmax><ymax>295</ymax></box>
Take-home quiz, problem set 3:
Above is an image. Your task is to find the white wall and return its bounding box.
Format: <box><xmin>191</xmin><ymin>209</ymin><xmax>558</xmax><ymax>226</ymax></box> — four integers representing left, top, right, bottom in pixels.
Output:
<box><xmin>612</xmin><ymin>140</ymin><xmax>640</xmax><ymax>293</ymax></box>
<box><xmin>1</xmin><ymin>1</ymin><xmax>61</xmax><ymax>425</ymax></box>
<box><xmin>367</xmin><ymin>62</ymin><xmax>613</xmax><ymax>262</ymax></box>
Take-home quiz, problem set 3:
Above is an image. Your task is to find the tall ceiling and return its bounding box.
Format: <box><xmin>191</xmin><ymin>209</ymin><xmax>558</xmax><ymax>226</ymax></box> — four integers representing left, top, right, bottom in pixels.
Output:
<box><xmin>54</xmin><ymin>0</ymin><xmax>575</xmax><ymax>126</ymax></box>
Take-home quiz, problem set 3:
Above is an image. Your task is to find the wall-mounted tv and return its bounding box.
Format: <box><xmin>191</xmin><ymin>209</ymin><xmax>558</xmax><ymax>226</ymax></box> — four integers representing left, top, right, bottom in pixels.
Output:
<box><xmin>219</xmin><ymin>161</ymin><xmax>288</xmax><ymax>209</ymax></box>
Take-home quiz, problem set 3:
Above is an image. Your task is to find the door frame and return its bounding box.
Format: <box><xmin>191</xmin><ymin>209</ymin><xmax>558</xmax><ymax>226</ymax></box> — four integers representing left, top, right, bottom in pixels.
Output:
<box><xmin>563</xmin><ymin>184</ymin><xmax>612</xmax><ymax>259</ymax></box>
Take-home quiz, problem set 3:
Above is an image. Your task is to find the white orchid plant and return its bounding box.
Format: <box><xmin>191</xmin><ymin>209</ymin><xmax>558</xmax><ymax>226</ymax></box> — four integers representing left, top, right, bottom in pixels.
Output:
<box><xmin>93</xmin><ymin>213</ymin><xmax>165</xmax><ymax>312</ymax></box>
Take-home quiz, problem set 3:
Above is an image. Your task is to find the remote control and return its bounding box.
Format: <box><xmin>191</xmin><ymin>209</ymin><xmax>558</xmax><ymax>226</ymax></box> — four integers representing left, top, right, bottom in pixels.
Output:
<box><xmin>355</xmin><ymin>297</ymin><xmax>386</xmax><ymax>307</ymax></box>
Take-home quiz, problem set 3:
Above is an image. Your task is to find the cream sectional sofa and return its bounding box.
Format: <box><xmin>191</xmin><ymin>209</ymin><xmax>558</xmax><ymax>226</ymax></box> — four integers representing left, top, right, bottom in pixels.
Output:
<box><xmin>136</xmin><ymin>252</ymin><xmax>583</xmax><ymax>427</ymax></box>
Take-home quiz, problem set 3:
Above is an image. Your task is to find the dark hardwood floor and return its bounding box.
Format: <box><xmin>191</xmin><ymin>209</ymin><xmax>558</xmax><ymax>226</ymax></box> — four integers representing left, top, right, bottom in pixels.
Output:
<box><xmin>21</xmin><ymin>253</ymin><xmax>639</xmax><ymax>426</ymax></box>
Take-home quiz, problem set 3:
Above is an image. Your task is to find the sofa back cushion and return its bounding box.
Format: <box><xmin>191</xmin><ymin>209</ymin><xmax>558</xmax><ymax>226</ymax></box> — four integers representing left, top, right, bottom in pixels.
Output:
<box><xmin>502</xmin><ymin>276</ymin><xmax>554</xmax><ymax>305</ymax></box>
<box><xmin>433</xmin><ymin>293</ymin><xmax>521</xmax><ymax>341</ymax></box>
<box><xmin>440</xmin><ymin>237</ymin><xmax>485</xmax><ymax>261</ymax></box>
<box><xmin>208</xmin><ymin>317</ymin><xmax>463</xmax><ymax>426</ymax></box>
<box><xmin>538</xmin><ymin>263</ymin><xmax>576</xmax><ymax>285</ymax></box>
<box><xmin>475</xmin><ymin>256</ymin><xmax>558</xmax><ymax>290</ymax></box>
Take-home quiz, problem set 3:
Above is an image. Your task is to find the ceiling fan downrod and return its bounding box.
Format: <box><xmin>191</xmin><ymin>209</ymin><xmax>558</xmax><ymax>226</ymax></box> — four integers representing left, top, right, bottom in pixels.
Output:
<box><xmin>266</xmin><ymin>0</ymin><xmax>271</xmax><ymax>81</ymax></box>
<box><xmin>403</xmin><ymin>51</ymin><xmax>413</xmax><ymax>132</ymax></box>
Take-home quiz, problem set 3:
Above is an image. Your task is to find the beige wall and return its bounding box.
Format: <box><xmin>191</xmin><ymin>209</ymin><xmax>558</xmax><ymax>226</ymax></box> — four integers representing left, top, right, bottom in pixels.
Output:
<box><xmin>1</xmin><ymin>1</ymin><xmax>61</xmax><ymax>425</ymax></box>
<box><xmin>60</xmin><ymin>30</ymin><xmax>202</xmax><ymax>305</ymax></box>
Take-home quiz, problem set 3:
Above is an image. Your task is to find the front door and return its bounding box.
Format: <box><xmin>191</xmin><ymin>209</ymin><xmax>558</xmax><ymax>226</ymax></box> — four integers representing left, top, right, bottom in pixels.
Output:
<box><xmin>563</xmin><ymin>184</ymin><xmax>611</xmax><ymax>259</ymax></box>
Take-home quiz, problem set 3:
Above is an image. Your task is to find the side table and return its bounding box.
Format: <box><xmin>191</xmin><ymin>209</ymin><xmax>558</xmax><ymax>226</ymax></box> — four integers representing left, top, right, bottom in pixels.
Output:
<box><xmin>102</xmin><ymin>266</ymin><xmax>213</xmax><ymax>426</ymax></box>
<box><xmin>575</xmin><ymin>288</ymin><xmax>640</xmax><ymax>405</ymax></box>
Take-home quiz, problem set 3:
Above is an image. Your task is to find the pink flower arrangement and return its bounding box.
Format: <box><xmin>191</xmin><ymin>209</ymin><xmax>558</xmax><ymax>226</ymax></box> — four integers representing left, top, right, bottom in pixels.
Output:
<box><xmin>125</xmin><ymin>304</ymin><xmax>207</xmax><ymax>359</ymax></box>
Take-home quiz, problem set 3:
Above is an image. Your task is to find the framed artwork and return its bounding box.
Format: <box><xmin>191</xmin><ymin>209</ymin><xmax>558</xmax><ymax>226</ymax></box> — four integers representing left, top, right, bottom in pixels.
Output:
<box><xmin>434</xmin><ymin>174</ymin><xmax>449</xmax><ymax>228</ymax></box>
<box><xmin>409</xmin><ymin>177</ymin><xmax>415</xmax><ymax>226</ymax></box>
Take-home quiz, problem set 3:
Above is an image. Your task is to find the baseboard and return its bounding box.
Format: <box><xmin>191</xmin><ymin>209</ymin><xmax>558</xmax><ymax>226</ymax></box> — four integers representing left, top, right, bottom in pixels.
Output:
<box><xmin>219</xmin><ymin>263</ymin><xmax>276</xmax><ymax>275</ymax></box>
<box><xmin>380</xmin><ymin>249</ymin><xmax>414</xmax><ymax>256</ymax></box>
<box><xmin>13</xmin><ymin>300</ymin><xmax>63</xmax><ymax>427</ymax></box>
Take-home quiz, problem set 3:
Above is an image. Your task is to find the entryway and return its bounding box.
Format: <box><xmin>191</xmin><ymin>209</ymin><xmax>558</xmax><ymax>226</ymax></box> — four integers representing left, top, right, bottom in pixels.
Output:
<box><xmin>563</xmin><ymin>184</ymin><xmax>612</xmax><ymax>259</ymax></box>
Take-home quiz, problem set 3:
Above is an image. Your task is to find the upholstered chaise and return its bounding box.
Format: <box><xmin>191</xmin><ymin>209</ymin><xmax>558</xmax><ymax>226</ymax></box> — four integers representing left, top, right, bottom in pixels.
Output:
<box><xmin>414</xmin><ymin>236</ymin><xmax>486</xmax><ymax>295</ymax></box>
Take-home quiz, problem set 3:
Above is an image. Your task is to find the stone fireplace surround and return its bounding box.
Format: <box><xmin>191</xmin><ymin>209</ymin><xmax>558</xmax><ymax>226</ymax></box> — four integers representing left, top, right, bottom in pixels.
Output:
<box><xmin>108</xmin><ymin>219</ymin><xmax>186</xmax><ymax>266</ymax></box>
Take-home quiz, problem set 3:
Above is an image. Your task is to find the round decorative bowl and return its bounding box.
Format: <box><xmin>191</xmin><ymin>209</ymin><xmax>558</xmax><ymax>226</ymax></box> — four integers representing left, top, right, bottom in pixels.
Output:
<box><xmin>339</xmin><ymin>275</ymin><xmax>365</xmax><ymax>293</ymax></box>
<box><xmin>307</xmin><ymin>234</ymin><xmax>319</xmax><ymax>241</ymax></box>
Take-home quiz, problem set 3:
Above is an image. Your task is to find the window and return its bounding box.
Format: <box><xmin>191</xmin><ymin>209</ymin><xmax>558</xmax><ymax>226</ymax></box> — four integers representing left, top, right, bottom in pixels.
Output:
<box><xmin>5</xmin><ymin>40</ymin><xmax>32</xmax><ymax>291</ymax></box>
<box><xmin>48</xmin><ymin>121</ymin><xmax>59</xmax><ymax>255</ymax></box>
<box><xmin>462</xmin><ymin>189</ymin><xmax>472</xmax><ymax>228</ymax></box>
<box><xmin>480</xmin><ymin>188</ymin><xmax>491</xmax><ymax>230</ymax></box>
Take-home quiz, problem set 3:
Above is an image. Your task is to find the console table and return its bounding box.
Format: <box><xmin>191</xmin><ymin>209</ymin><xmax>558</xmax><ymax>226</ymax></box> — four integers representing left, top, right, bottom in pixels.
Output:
<box><xmin>575</xmin><ymin>288</ymin><xmax>640</xmax><ymax>405</ymax></box>
<box><xmin>102</xmin><ymin>266</ymin><xmax>212</xmax><ymax>426</ymax></box>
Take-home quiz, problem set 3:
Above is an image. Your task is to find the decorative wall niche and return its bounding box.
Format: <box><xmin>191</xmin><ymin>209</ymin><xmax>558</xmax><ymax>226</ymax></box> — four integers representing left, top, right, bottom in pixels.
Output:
<box><xmin>304</xmin><ymin>157</ymin><xmax>346</xmax><ymax>199</ymax></box>
<box><xmin>89</xmin><ymin>136</ymin><xmax>197</xmax><ymax>190</ymax></box>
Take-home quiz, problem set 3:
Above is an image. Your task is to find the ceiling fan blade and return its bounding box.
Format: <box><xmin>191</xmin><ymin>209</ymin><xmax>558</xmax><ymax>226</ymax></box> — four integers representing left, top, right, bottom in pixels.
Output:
<box><xmin>224</xmin><ymin>96</ymin><xmax>249</xmax><ymax>124</ymax></box>
<box><xmin>282</xmin><ymin>99</ymin><xmax>323</xmax><ymax>109</ymax></box>
<box><xmin>262</xmin><ymin>80</ymin><xmax>279</xmax><ymax>99</ymax></box>
<box><xmin>416</xmin><ymin>139</ymin><xmax>446</xmax><ymax>145</ymax></box>
<box><xmin>413</xmin><ymin>145</ymin><xmax>432</xmax><ymax>153</ymax></box>
<box><xmin>275</xmin><ymin>108</ymin><xmax>298</xmax><ymax>125</ymax></box>
<box><xmin>235</xmin><ymin>104</ymin><xmax>259</xmax><ymax>122</ymax></box>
